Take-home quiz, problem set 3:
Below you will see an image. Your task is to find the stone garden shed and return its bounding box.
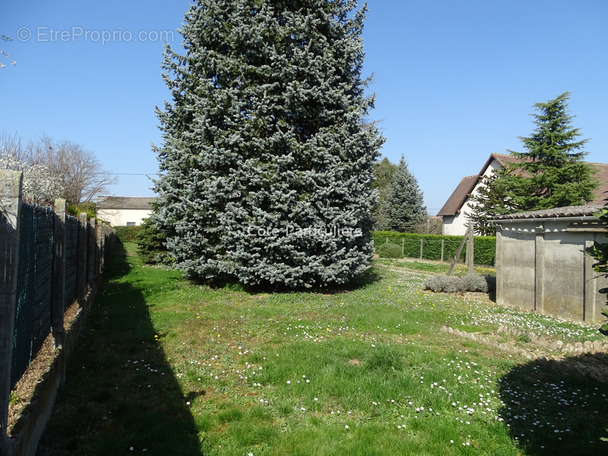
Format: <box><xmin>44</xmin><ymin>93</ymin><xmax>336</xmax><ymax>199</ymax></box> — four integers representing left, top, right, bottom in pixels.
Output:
<box><xmin>492</xmin><ymin>204</ymin><xmax>608</xmax><ymax>323</ymax></box>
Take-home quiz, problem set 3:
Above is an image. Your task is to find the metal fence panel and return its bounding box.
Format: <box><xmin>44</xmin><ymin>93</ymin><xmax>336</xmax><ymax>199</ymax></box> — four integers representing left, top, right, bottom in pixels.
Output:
<box><xmin>64</xmin><ymin>215</ymin><xmax>79</xmax><ymax>309</ymax></box>
<box><xmin>11</xmin><ymin>204</ymin><xmax>54</xmax><ymax>388</ymax></box>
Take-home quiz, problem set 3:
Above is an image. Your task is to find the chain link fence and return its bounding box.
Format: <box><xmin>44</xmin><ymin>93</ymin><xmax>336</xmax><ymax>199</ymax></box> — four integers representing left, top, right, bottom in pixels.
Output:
<box><xmin>11</xmin><ymin>204</ymin><xmax>54</xmax><ymax>388</ymax></box>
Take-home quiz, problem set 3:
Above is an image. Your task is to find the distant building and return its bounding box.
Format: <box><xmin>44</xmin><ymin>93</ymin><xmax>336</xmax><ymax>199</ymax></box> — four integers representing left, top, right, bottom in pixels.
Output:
<box><xmin>438</xmin><ymin>153</ymin><xmax>608</xmax><ymax>236</ymax></box>
<box><xmin>97</xmin><ymin>196</ymin><xmax>156</xmax><ymax>226</ymax></box>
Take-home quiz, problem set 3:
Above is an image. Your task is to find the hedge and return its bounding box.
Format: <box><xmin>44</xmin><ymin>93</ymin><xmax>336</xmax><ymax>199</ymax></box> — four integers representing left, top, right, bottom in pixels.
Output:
<box><xmin>114</xmin><ymin>225</ymin><xmax>142</xmax><ymax>243</ymax></box>
<box><xmin>371</xmin><ymin>231</ymin><xmax>496</xmax><ymax>266</ymax></box>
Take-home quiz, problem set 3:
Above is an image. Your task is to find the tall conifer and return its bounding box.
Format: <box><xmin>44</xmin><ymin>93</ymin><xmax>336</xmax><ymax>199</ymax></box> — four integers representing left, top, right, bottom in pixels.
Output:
<box><xmin>503</xmin><ymin>92</ymin><xmax>597</xmax><ymax>211</ymax></box>
<box><xmin>153</xmin><ymin>0</ymin><xmax>384</xmax><ymax>288</ymax></box>
<box><xmin>379</xmin><ymin>155</ymin><xmax>426</xmax><ymax>232</ymax></box>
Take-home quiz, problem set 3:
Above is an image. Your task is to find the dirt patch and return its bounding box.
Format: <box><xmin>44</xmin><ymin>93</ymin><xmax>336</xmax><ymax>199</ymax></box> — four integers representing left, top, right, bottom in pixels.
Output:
<box><xmin>7</xmin><ymin>300</ymin><xmax>83</xmax><ymax>436</ymax></box>
<box><xmin>7</xmin><ymin>334</ymin><xmax>57</xmax><ymax>436</ymax></box>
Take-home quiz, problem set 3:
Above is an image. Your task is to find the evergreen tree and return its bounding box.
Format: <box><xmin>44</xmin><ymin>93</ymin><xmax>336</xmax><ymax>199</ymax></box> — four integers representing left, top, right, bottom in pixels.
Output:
<box><xmin>380</xmin><ymin>155</ymin><xmax>426</xmax><ymax>232</ymax></box>
<box><xmin>467</xmin><ymin>171</ymin><xmax>514</xmax><ymax>236</ymax></box>
<box><xmin>153</xmin><ymin>0</ymin><xmax>384</xmax><ymax>288</ymax></box>
<box><xmin>371</xmin><ymin>157</ymin><xmax>397</xmax><ymax>229</ymax></box>
<box><xmin>503</xmin><ymin>92</ymin><xmax>597</xmax><ymax>211</ymax></box>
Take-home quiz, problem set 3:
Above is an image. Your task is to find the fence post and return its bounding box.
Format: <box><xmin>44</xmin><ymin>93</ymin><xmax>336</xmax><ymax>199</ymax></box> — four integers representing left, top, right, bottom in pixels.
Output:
<box><xmin>96</xmin><ymin>222</ymin><xmax>104</xmax><ymax>277</ymax></box>
<box><xmin>447</xmin><ymin>226</ymin><xmax>471</xmax><ymax>276</ymax></box>
<box><xmin>419</xmin><ymin>238</ymin><xmax>424</xmax><ymax>260</ymax></box>
<box><xmin>88</xmin><ymin>218</ymin><xmax>96</xmax><ymax>290</ymax></box>
<box><xmin>401</xmin><ymin>238</ymin><xmax>404</xmax><ymax>256</ymax></box>
<box><xmin>52</xmin><ymin>199</ymin><xmax>66</xmax><ymax>348</ymax></box>
<box><xmin>440</xmin><ymin>239</ymin><xmax>445</xmax><ymax>262</ymax></box>
<box><xmin>0</xmin><ymin>170</ymin><xmax>22</xmax><ymax>454</ymax></box>
<box><xmin>77</xmin><ymin>213</ymin><xmax>88</xmax><ymax>305</ymax></box>
<box><xmin>466</xmin><ymin>227</ymin><xmax>475</xmax><ymax>272</ymax></box>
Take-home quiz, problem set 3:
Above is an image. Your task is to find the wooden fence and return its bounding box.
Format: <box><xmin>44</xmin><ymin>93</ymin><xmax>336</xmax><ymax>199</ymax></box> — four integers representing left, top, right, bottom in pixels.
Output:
<box><xmin>0</xmin><ymin>170</ymin><xmax>115</xmax><ymax>456</ymax></box>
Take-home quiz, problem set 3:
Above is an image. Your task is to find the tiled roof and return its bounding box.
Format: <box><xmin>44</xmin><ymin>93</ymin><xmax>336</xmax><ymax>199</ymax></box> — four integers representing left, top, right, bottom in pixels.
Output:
<box><xmin>97</xmin><ymin>196</ymin><xmax>156</xmax><ymax>210</ymax></box>
<box><xmin>437</xmin><ymin>175</ymin><xmax>479</xmax><ymax>216</ymax></box>
<box><xmin>591</xmin><ymin>162</ymin><xmax>608</xmax><ymax>204</ymax></box>
<box><xmin>491</xmin><ymin>203</ymin><xmax>605</xmax><ymax>220</ymax></box>
<box><xmin>438</xmin><ymin>153</ymin><xmax>608</xmax><ymax>216</ymax></box>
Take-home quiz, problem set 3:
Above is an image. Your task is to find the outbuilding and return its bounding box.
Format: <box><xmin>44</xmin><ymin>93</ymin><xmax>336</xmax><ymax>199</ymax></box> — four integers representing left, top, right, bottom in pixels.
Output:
<box><xmin>492</xmin><ymin>204</ymin><xmax>608</xmax><ymax>323</ymax></box>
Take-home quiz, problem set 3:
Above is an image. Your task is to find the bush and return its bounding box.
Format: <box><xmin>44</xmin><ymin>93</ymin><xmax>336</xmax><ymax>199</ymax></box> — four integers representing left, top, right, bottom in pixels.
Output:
<box><xmin>423</xmin><ymin>273</ymin><xmax>495</xmax><ymax>294</ymax></box>
<box><xmin>462</xmin><ymin>273</ymin><xmax>489</xmax><ymax>293</ymax></box>
<box><xmin>114</xmin><ymin>225</ymin><xmax>141</xmax><ymax>243</ymax></box>
<box><xmin>423</xmin><ymin>275</ymin><xmax>465</xmax><ymax>293</ymax></box>
<box><xmin>137</xmin><ymin>217</ymin><xmax>171</xmax><ymax>265</ymax></box>
<box><xmin>375</xmin><ymin>242</ymin><xmax>403</xmax><ymax>259</ymax></box>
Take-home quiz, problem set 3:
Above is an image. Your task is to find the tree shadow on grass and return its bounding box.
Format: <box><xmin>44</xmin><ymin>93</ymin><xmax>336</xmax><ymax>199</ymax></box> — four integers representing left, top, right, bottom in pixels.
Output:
<box><xmin>37</xmin><ymin>241</ymin><xmax>202</xmax><ymax>456</ymax></box>
<box><xmin>498</xmin><ymin>353</ymin><xmax>608</xmax><ymax>456</ymax></box>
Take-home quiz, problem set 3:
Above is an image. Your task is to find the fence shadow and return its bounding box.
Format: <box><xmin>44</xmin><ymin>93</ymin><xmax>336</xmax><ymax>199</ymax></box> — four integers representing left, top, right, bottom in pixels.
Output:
<box><xmin>497</xmin><ymin>353</ymin><xmax>608</xmax><ymax>455</ymax></box>
<box><xmin>36</xmin><ymin>241</ymin><xmax>202</xmax><ymax>456</ymax></box>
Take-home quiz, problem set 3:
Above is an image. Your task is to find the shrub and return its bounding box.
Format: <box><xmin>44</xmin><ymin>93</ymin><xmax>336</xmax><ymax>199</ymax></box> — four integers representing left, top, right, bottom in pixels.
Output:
<box><xmin>423</xmin><ymin>275</ymin><xmax>465</xmax><ymax>293</ymax></box>
<box><xmin>423</xmin><ymin>273</ymin><xmax>495</xmax><ymax>294</ymax></box>
<box><xmin>137</xmin><ymin>217</ymin><xmax>171</xmax><ymax>265</ymax></box>
<box><xmin>462</xmin><ymin>273</ymin><xmax>489</xmax><ymax>293</ymax></box>
<box><xmin>375</xmin><ymin>242</ymin><xmax>403</xmax><ymax>259</ymax></box>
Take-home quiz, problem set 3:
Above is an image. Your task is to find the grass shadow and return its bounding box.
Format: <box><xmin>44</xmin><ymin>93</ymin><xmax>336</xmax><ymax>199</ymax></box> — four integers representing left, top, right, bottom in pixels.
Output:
<box><xmin>37</xmin><ymin>241</ymin><xmax>202</xmax><ymax>456</ymax></box>
<box><xmin>497</xmin><ymin>353</ymin><xmax>608</xmax><ymax>455</ymax></box>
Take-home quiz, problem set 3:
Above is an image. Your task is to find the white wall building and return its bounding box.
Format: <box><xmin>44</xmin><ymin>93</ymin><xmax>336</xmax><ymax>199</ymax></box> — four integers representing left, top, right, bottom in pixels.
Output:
<box><xmin>97</xmin><ymin>196</ymin><xmax>155</xmax><ymax>226</ymax></box>
<box><xmin>438</xmin><ymin>154</ymin><xmax>608</xmax><ymax>236</ymax></box>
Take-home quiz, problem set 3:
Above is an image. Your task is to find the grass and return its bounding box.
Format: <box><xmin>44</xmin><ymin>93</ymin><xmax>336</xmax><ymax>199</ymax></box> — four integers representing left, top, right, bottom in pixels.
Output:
<box><xmin>37</xmin><ymin>242</ymin><xmax>608</xmax><ymax>455</ymax></box>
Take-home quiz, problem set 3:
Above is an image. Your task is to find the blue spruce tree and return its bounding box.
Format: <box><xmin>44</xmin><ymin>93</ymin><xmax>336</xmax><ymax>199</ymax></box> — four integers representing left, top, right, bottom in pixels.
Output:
<box><xmin>380</xmin><ymin>155</ymin><xmax>426</xmax><ymax>232</ymax></box>
<box><xmin>154</xmin><ymin>0</ymin><xmax>384</xmax><ymax>288</ymax></box>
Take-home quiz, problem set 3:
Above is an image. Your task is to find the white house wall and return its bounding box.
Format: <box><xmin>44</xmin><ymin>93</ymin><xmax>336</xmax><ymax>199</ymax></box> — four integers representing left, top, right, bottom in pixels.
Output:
<box><xmin>442</xmin><ymin>159</ymin><xmax>501</xmax><ymax>236</ymax></box>
<box><xmin>97</xmin><ymin>208</ymin><xmax>152</xmax><ymax>226</ymax></box>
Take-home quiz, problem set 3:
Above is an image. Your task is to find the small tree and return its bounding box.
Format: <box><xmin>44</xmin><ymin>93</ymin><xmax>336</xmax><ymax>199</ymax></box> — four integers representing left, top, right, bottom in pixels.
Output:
<box><xmin>372</xmin><ymin>157</ymin><xmax>397</xmax><ymax>229</ymax></box>
<box><xmin>379</xmin><ymin>154</ymin><xmax>426</xmax><ymax>232</ymax></box>
<box><xmin>503</xmin><ymin>92</ymin><xmax>598</xmax><ymax>211</ymax></box>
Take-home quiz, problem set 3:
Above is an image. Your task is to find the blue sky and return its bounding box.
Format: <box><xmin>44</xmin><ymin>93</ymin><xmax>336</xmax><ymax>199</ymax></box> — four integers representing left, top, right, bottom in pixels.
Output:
<box><xmin>1</xmin><ymin>0</ymin><xmax>607</xmax><ymax>214</ymax></box>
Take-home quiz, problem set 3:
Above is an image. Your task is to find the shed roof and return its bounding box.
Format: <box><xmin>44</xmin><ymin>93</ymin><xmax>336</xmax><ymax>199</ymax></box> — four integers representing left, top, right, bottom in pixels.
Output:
<box><xmin>491</xmin><ymin>203</ymin><xmax>605</xmax><ymax>221</ymax></box>
<box><xmin>97</xmin><ymin>196</ymin><xmax>156</xmax><ymax>210</ymax></box>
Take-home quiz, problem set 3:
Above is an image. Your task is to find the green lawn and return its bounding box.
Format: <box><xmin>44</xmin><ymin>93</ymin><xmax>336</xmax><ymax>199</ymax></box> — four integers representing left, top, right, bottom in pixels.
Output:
<box><xmin>37</xmin><ymin>242</ymin><xmax>608</xmax><ymax>456</ymax></box>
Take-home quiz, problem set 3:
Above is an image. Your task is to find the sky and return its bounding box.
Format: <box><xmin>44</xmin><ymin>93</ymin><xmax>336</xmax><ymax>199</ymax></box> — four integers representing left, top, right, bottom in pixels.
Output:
<box><xmin>1</xmin><ymin>0</ymin><xmax>607</xmax><ymax>215</ymax></box>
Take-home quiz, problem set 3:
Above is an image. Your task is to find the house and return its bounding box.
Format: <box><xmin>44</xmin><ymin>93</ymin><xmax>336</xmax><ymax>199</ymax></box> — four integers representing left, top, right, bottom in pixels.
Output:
<box><xmin>492</xmin><ymin>204</ymin><xmax>608</xmax><ymax>322</ymax></box>
<box><xmin>438</xmin><ymin>153</ymin><xmax>608</xmax><ymax>235</ymax></box>
<box><xmin>96</xmin><ymin>196</ymin><xmax>156</xmax><ymax>226</ymax></box>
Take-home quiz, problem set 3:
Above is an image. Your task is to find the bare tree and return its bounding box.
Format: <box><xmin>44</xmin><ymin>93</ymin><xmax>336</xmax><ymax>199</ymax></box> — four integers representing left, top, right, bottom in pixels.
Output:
<box><xmin>31</xmin><ymin>136</ymin><xmax>117</xmax><ymax>205</ymax></box>
<box><xmin>0</xmin><ymin>132</ymin><xmax>116</xmax><ymax>205</ymax></box>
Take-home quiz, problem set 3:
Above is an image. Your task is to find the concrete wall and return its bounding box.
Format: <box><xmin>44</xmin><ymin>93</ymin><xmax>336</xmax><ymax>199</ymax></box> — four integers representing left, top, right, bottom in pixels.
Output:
<box><xmin>495</xmin><ymin>219</ymin><xmax>608</xmax><ymax>323</ymax></box>
<box><xmin>97</xmin><ymin>208</ymin><xmax>151</xmax><ymax>226</ymax></box>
